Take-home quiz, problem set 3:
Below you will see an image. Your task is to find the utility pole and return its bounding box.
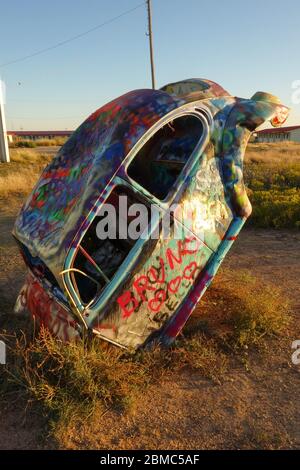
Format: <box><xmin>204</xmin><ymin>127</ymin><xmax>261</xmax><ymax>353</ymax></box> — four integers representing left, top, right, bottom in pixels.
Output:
<box><xmin>0</xmin><ymin>79</ymin><xmax>10</xmax><ymax>163</ymax></box>
<box><xmin>146</xmin><ymin>0</ymin><xmax>156</xmax><ymax>89</ymax></box>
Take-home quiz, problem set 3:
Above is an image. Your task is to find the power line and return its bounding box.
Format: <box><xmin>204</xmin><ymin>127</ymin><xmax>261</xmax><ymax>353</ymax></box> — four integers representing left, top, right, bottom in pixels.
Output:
<box><xmin>9</xmin><ymin>99</ymin><xmax>98</xmax><ymax>103</ymax></box>
<box><xmin>0</xmin><ymin>2</ymin><xmax>145</xmax><ymax>69</ymax></box>
<box><xmin>7</xmin><ymin>115</ymin><xmax>85</xmax><ymax>120</ymax></box>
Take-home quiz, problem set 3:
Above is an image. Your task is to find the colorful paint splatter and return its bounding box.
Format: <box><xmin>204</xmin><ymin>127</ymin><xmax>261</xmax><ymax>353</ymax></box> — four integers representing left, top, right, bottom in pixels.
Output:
<box><xmin>13</xmin><ymin>79</ymin><xmax>289</xmax><ymax>351</ymax></box>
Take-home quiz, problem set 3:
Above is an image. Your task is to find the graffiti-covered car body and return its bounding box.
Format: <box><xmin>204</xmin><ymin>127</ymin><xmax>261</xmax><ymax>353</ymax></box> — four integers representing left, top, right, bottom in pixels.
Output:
<box><xmin>13</xmin><ymin>79</ymin><xmax>289</xmax><ymax>350</ymax></box>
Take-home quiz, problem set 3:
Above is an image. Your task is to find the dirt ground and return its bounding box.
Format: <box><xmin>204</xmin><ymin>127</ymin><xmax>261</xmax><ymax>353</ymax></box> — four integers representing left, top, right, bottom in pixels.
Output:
<box><xmin>0</xmin><ymin>207</ymin><xmax>299</xmax><ymax>449</ymax></box>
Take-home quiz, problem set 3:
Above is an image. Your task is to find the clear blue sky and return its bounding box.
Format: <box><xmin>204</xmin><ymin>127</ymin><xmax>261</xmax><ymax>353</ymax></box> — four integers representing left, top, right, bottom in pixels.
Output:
<box><xmin>1</xmin><ymin>0</ymin><xmax>299</xmax><ymax>130</ymax></box>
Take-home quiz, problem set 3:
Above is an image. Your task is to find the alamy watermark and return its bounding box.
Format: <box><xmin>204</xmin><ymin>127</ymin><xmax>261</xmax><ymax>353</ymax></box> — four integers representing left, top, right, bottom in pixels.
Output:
<box><xmin>95</xmin><ymin>197</ymin><xmax>220</xmax><ymax>241</ymax></box>
<box><xmin>0</xmin><ymin>340</ymin><xmax>6</xmax><ymax>365</ymax></box>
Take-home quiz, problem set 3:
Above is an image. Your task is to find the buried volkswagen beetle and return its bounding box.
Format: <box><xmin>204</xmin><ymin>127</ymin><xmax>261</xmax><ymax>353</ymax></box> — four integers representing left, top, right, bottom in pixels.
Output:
<box><xmin>13</xmin><ymin>79</ymin><xmax>289</xmax><ymax>350</ymax></box>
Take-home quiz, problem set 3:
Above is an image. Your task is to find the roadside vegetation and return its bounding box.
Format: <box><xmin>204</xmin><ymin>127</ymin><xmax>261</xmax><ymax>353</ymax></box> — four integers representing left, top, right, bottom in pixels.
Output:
<box><xmin>245</xmin><ymin>142</ymin><xmax>300</xmax><ymax>228</ymax></box>
<box><xmin>0</xmin><ymin>267</ymin><xmax>289</xmax><ymax>447</ymax></box>
<box><xmin>9</xmin><ymin>137</ymin><xmax>67</xmax><ymax>148</ymax></box>
<box><xmin>0</xmin><ymin>148</ymin><xmax>52</xmax><ymax>203</ymax></box>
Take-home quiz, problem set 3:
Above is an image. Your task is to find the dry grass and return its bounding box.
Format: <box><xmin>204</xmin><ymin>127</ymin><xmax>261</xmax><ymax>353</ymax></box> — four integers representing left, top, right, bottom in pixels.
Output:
<box><xmin>0</xmin><ymin>169</ymin><xmax>41</xmax><ymax>197</ymax></box>
<box><xmin>0</xmin><ymin>149</ymin><xmax>52</xmax><ymax>205</ymax></box>
<box><xmin>9</xmin><ymin>148</ymin><xmax>52</xmax><ymax>164</ymax></box>
<box><xmin>225</xmin><ymin>270</ymin><xmax>289</xmax><ymax>348</ymax></box>
<box><xmin>10</xmin><ymin>137</ymin><xmax>68</xmax><ymax>148</ymax></box>
<box><xmin>35</xmin><ymin>137</ymin><xmax>67</xmax><ymax>147</ymax></box>
<box><xmin>1</xmin><ymin>328</ymin><xmax>172</xmax><ymax>441</ymax></box>
<box><xmin>0</xmin><ymin>267</ymin><xmax>290</xmax><ymax>445</ymax></box>
<box><xmin>245</xmin><ymin>142</ymin><xmax>300</xmax><ymax>164</ymax></box>
<box><xmin>174</xmin><ymin>334</ymin><xmax>229</xmax><ymax>383</ymax></box>
<box><xmin>189</xmin><ymin>268</ymin><xmax>290</xmax><ymax>351</ymax></box>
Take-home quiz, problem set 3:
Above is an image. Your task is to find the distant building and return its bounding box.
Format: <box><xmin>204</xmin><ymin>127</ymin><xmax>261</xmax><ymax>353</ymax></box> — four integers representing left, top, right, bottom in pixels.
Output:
<box><xmin>7</xmin><ymin>130</ymin><xmax>73</xmax><ymax>143</ymax></box>
<box><xmin>256</xmin><ymin>125</ymin><xmax>300</xmax><ymax>143</ymax></box>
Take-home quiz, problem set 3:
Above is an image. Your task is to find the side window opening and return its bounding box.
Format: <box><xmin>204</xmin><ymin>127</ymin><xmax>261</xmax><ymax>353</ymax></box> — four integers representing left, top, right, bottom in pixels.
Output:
<box><xmin>70</xmin><ymin>186</ymin><xmax>150</xmax><ymax>305</ymax></box>
<box><xmin>127</xmin><ymin>114</ymin><xmax>204</xmax><ymax>200</ymax></box>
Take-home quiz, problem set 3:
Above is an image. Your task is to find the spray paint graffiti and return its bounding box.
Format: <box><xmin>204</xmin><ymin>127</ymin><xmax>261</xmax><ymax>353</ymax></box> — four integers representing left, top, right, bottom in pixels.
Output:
<box><xmin>117</xmin><ymin>236</ymin><xmax>201</xmax><ymax>318</ymax></box>
<box><xmin>20</xmin><ymin>273</ymin><xmax>80</xmax><ymax>342</ymax></box>
<box><xmin>13</xmin><ymin>78</ymin><xmax>289</xmax><ymax>351</ymax></box>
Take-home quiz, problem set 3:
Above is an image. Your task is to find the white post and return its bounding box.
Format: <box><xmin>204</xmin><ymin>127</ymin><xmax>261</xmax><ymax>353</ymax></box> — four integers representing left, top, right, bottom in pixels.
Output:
<box><xmin>0</xmin><ymin>79</ymin><xmax>10</xmax><ymax>163</ymax></box>
<box><xmin>146</xmin><ymin>0</ymin><xmax>156</xmax><ymax>89</ymax></box>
